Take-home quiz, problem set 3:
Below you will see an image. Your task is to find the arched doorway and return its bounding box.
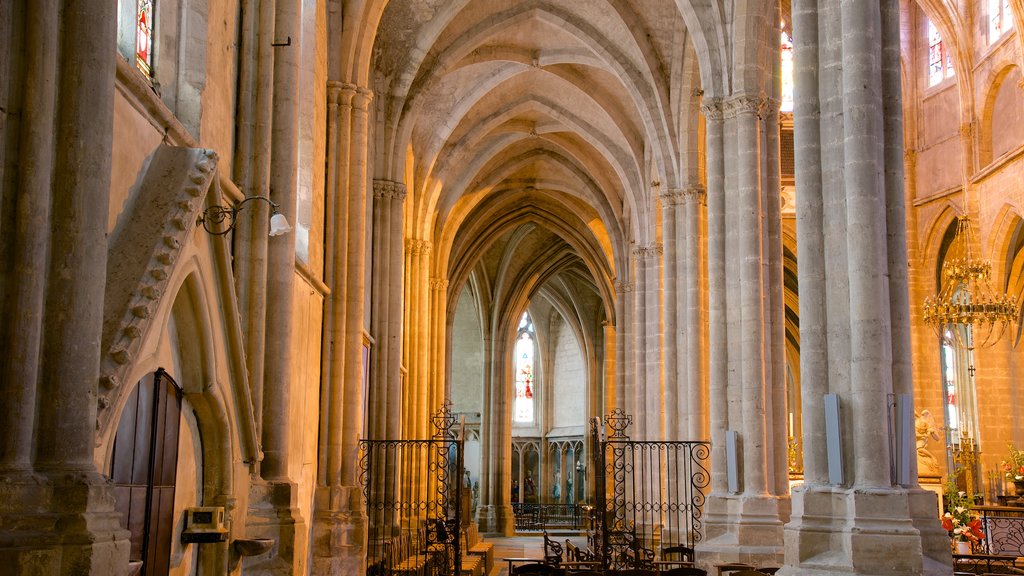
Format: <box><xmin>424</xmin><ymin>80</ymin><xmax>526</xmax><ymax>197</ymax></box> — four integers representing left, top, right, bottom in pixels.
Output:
<box><xmin>111</xmin><ymin>368</ymin><xmax>183</xmax><ymax>576</ymax></box>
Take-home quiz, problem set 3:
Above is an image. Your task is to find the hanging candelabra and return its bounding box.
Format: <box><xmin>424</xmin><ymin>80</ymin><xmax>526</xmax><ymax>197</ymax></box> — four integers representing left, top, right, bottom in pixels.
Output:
<box><xmin>923</xmin><ymin>215</ymin><xmax>1018</xmax><ymax>350</ymax></box>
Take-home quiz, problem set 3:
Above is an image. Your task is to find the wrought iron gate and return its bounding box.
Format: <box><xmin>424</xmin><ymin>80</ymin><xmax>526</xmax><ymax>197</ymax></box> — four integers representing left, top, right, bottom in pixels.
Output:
<box><xmin>360</xmin><ymin>404</ymin><xmax>463</xmax><ymax>576</ymax></box>
<box><xmin>588</xmin><ymin>409</ymin><xmax>711</xmax><ymax>570</ymax></box>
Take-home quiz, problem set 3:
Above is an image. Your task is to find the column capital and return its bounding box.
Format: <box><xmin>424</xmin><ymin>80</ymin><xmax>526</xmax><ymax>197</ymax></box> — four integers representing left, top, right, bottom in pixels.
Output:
<box><xmin>701</xmin><ymin>98</ymin><xmax>725</xmax><ymax>121</ymax></box>
<box><xmin>373</xmin><ymin>179</ymin><xmax>407</xmax><ymax>201</ymax></box>
<box><xmin>659</xmin><ymin>188</ymin><xmax>684</xmax><ymax>206</ymax></box>
<box><xmin>633</xmin><ymin>244</ymin><xmax>663</xmax><ymax>259</ymax></box>
<box><xmin>614</xmin><ymin>279</ymin><xmax>635</xmax><ymax>293</ymax></box>
<box><xmin>430</xmin><ymin>277</ymin><xmax>448</xmax><ymax>291</ymax></box>
<box><xmin>681</xmin><ymin>185</ymin><xmax>707</xmax><ymax>205</ymax></box>
<box><xmin>723</xmin><ymin>93</ymin><xmax>770</xmax><ymax>119</ymax></box>
<box><xmin>327</xmin><ymin>82</ymin><xmax>373</xmax><ymax>109</ymax></box>
<box><xmin>406</xmin><ymin>239</ymin><xmax>432</xmax><ymax>256</ymax></box>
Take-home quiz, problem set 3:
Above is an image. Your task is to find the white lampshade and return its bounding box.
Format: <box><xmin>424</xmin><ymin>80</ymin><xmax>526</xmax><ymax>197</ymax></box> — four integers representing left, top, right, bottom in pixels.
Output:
<box><xmin>269</xmin><ymin>212</ymin><xmax>292</xmax><ymax>237</ymax></box>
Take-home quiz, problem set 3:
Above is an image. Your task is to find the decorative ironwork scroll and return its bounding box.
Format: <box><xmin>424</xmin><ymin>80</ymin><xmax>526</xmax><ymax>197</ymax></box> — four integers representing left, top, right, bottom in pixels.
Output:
<box><xmin>587</xmin><ymin>412</ymin><xmax>711</xmax><ymax>571</ymax></box>
<box><xmin>360</xmin><ymin>403</ymin><xmax>463</xmax><ymax>576</ymax></box>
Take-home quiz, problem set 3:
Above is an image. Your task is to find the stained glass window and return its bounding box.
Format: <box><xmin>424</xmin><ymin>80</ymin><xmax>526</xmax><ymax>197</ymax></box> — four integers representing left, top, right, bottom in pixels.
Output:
<box><xmin>136</xmin><ymin>0</ymin><xmax>154</xmax><ymax>75</ymax></box>
<box><xmin>514</xmin><ymin>313</ymin><xmax>535</xmax><ymax>423</ymax></box>
<box><xmin>780</xmin><ymin>28</ymin><xmax>794</xmax><ymax>113</ymax></box>
<box><xmin>927</xmin><ymin>19</ymin><xmax>954</xmax><ymax>87</ymax></box>
<box><xmin>990</xmin><ymin>0</ymin><xmax>1014</xmax><ymax>43</ymax></box>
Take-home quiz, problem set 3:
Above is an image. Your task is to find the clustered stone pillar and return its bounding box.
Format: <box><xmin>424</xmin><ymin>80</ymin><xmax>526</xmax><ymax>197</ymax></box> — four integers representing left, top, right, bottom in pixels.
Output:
<box><xmin>660</xmin><ymin>191</ymin><xmax>681</xmax><ymax>439</ymax></box>
<box><xmin>400</xmin><ymin>240</ymin><xmax>432</xmax><ymax>440</ymax></box>
<box><xmin>633</xmin><ymin>244</ymin><xmax>663</xmax><ymax>440</ymax></box>
<box><xmin>660</xmin><ymin>186</ymin><xmax>707</xmax><ymax>442</ymax></box>
<box><xmin>479</xmin><ymin>320</ymin><xmax>514</xmax><ymax>535</ymax></box>
<box><xmin>0</xmin><ymin>0</ymin><xmax>131</xmax><ymax>574</ymax></box>
<box><xmin>698</xmin><ymin>94</ymin><xmax>789</xmax><ymax>568</ymax></box>
<box><xmin>310</xmin><ymin>80</ymin><xmax>373</xmax><ymax>575</ymax></box>
<box><xmin>369</xmin><ymin>180</ymin><xmax>406</xmax><ymax>442</ymax></box>
<box><xmin>782</xmin><ymin>0</ymin><xmax>951</xmax><ymax>574</ymax></box>
<box><xmin>243</xmin><ymin>1</ymin><xmax>310</xmax><ymax>573</ymax></box>
<box><xmin>614</xmin><ymin>280</ymin><xmax>635</xmax><ymax>416</ymax></box>
<box><xmin>681</xmin><ymin>187</ymin><xmax>708</xmax><ymax>441</ymax></box>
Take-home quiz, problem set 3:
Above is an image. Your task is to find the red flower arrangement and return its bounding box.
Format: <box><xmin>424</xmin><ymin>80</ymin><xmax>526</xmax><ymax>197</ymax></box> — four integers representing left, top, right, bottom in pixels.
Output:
<box><xmin>942</xmin><ymin>481</ymin><xmax>984</xmax><ymax>548</ymax></box>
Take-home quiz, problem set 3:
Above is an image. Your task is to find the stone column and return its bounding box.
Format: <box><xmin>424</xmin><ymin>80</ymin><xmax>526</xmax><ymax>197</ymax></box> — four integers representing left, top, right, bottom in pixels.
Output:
<box><xmin>701</xmin><ymin>99</ymin><xmax>728</xmax><ymax>495</ymax></box>
<box><xmin>400</xmin><ymin>241</ymin><xmax>431</xmax><ymax>440</ymax></box>
<box><xmin>233</xmin><ymin>0</ymin><xmax>277</xmax><ymax>433</ymax></box>
<box><xmin>615</xmin><ymin>279</ymin><xmax>635</xmax><ymax>416</ymax></box>
<box><xmin>370</xmin><ymin>180</ymin><xmax>406</xmax><ymax>441</ymax></box>
<box><xmin>660</xmin><ymin>191</ymin><xmax>681</xmax><ymax>439</ymax></box>
<box><xmin>699</xmin><ymin>94</ymin><xmax>788</xmax><ymax>570</ymax></box>
<box><xmin>602</xmin><ymin>321</ymin><xmax>616</xmax><ymax>413</ymax></box>
<box><xmin>340</xmin><ymin>85</ymin><xmax>373</xmax><ymax>480</ymax></box>
<box><xmin>0</xmin><ymin>0</ymin><xmax>56</xmax><ymax>473</ymax></box>
<box><xmin>261</xmin><ymin>0</ymin><xmax>301</xmax><ymax>483</ymax></box>
<box><xmin>429</xmin><ymin>277</ymin><xmax>448</xmax><ymax>431</ymax></box>
<box><xmin>245</xmin><ymin>2</ymin><xmax>309</xmax><ymax>574</ymax></box>
<box><xmin>634</xmin><ymin>244</ymin><xmax>663</xmax><ymax>440</ymax></box>
<box><xmin>480</xmin><ymin>324</ymin><xmax>514</xmax><ymax>534</ymax></box>
<box><xmin>782</xmin><ymin>0</ymin><xmax>952</xmax><ymax>574</ymax></box>
<box><xmin>682</xmin><ymin>186</ymin><xmax>707</xmax><ymax>441</ymax></box>
<box><xmin>309</xmin><ymin>81</ymin><xmax>372</xmax><ymax>576</ymax></box>
<box><xmin>0</xmin><ymin>1</ymin><xmax>131</xmax><ymax>574</ymax></box>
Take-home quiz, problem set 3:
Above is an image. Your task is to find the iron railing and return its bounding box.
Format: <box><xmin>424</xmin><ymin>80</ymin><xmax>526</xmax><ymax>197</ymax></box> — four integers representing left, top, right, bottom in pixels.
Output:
<box><xmin>975</xmin><ymin>505</ymin><xmax>1024</xmax><ymax>556</ymax></box>
<box><xmin>360</xmin><ymin>404</ymin><xmax>463</xmax><ymax>576</ymax></box>
<box><xmin>588</xmin><ymin>410</ymin><xmax>711</xmax><ymax>571</ymax></box>
<box><xmin>512</xmin><ymin>503</ymin><xmax>586</xmax><ymax>531</ymax></box>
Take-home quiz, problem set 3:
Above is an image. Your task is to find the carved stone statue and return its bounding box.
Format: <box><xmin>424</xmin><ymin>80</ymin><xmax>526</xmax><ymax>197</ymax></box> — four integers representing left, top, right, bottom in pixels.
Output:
<box><xmin>915</xmin><ymin>409</ymin><xmax>942</xmax><ymax>476</ymax></box>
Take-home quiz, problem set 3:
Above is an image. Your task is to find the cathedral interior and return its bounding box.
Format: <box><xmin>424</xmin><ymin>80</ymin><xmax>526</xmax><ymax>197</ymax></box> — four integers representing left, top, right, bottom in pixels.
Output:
<box><xmin>1</xmin><ymin>0</ymin><xmax>1023</xmax><ymax>575</ymax></box>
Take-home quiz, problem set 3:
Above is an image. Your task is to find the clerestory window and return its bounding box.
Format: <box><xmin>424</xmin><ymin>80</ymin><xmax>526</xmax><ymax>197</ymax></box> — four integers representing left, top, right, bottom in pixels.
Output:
<box><xmin>927</xmin><ymin>19</ymin><xmax>955</xmax><ymax>87</ymax></box>
<box><xmin>989</xmin><ymin>0</ymin><xmax>1014</xmax><ymax>44</ymax></box>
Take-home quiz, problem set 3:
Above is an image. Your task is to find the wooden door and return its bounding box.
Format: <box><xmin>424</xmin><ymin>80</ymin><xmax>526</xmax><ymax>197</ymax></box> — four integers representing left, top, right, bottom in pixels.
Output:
<box><xmin>111</xmin><ymin>368</ymin><xmax>182</xmax><ymax>576</ymax></box>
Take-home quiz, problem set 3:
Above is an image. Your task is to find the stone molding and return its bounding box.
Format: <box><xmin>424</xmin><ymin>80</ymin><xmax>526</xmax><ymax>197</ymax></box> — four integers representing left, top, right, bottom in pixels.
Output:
<box><xmin>633</xmin><ymin>244</ymin><xmax>663</xmax><ymax>259</ymax></box>
<box><xmin>373</xmin><ymin>179</ymin><xmax>407</xmax><ymax>201</ymax></box>
<box><xmin>98</xmin><ymin>145</ymin><xmax>218</xmax><ymax>419</ymax></box>
<box><xmin>406</xmin><ymin>239</ymin><xmax>431</xmax><ymax>256</ymax></box>
<box><xmin>430</xmin><ymin>278</ymin><xmax>448</xmax><ymax>290</ymax></box>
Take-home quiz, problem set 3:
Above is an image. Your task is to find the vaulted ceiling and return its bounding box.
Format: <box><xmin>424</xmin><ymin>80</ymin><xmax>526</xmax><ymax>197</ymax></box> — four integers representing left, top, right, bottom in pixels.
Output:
<box><xmin>363</xmin><ymin>0</ymin><xmax>783</xmax><ymax>326</ymax></box>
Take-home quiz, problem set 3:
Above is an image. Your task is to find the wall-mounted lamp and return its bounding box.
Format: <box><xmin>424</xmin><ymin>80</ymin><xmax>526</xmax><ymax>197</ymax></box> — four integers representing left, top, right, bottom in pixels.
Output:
<box><xmin>198</xmin><ymin>195</ymin><xmax>291</xmax><ymax>237</ymax></box>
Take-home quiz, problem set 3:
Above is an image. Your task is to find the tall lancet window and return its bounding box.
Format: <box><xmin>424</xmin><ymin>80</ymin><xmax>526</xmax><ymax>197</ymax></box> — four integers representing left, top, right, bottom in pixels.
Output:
<box><xmin>513</xmin><ymin>312</ymin><xmax>535</xmax><ymax>424</ymax></box>
<box><xmin>780</xmin><ymin>26</ymin><xmax>794</xmax><ymax>113</ymax></box>
<box><xmin>927</xmin><ymin>19</ymin><xmax>954</xmax><ymax>87</ymax></box>
<box><xmin>136</xmin><ymin>0</ymin><xmax>154</xmax><ymax>75</ymax></box>
<box><xmin>990</xmin><ymin>0</ymin><xmax>1013</xmax><ymax>43</ymax></box>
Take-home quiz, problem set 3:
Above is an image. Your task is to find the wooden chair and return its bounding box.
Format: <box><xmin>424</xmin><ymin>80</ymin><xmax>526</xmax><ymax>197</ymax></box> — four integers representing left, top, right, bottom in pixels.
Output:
<box><xmin>661</xmin><ymin>545</ymin><xmax>695</xmax><ymax>564</ymax></box>
<box><xmin>544</xmin><ymin>531</ymin><xmax>565</xmax><ymax>565</ymax></box>
<box><xmin>758</xmin><ymin>568</ymin><xmax>780</xmax><ymax>575</ymax></box>
<box><xmin>727</xmin><ymin>571</ymin><xmax>771</xmax><ymax>576</ymax></box>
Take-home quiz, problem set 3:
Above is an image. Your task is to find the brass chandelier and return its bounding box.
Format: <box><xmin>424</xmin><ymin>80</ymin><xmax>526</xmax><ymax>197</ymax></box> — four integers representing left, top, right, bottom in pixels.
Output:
<box><xmin>923</xmin><ymin>214</ymin><xmax>1018</xmax><ymax>350</ymax></box>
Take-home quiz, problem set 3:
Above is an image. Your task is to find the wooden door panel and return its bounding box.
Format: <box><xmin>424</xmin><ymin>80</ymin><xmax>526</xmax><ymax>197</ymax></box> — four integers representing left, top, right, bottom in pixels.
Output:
<box><xmin>111</xmin><ymin>369</ymin><xmax>182</xmax><ymax>576</ymax></box>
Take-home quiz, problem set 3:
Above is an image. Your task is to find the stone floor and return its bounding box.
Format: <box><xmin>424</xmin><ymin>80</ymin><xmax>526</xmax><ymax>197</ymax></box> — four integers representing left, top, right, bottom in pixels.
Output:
<box><xmin>485</xmin><ymin>535</ymin><xmax>590</xmax><ymax>576</ymax></box>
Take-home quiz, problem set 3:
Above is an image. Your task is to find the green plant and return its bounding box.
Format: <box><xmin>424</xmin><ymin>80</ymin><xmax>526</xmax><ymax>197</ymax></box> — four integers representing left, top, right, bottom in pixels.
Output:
<box><xmin>1001</xmin><ymin>443</ymin><xmax>1024</xmax><ymax>481</ymax></box>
